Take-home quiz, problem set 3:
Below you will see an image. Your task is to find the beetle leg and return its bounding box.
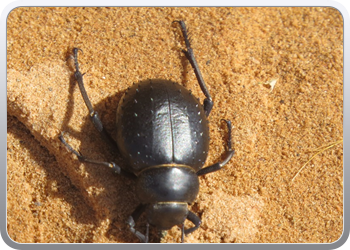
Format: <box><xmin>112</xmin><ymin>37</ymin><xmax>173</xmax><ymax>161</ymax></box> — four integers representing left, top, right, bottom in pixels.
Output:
<box><xmin>174</xmin><ymin>20</ymin><xmax>213</xmax><ymax>117</ymax></box>
<box><xmin>184</xmin><ymin>211</ymin><xmax>201</xmax><ymax>235</ymax></box>
<box><xmin>196</xmin><ymin>120</ymin><xmax>235</xmax><ymax>176</ymax></box>
<box><xmin>145</xmin><ymin>222</ymin><xmax>150</xmax><ymax>243</ymax></box>
<box><xmin>59</xmin><ymin>134</ymin><xmax>135</xmax><ymax>179</ymax></box>
<box><xmin>71</xmin><ymin>48</ymin><xmax>119</xmax><ymax>151</ymax></box>
<box><xmin>126</xmin><ymin>204</ymin><xmax>148</xmax><ymax>243</ymax></box>
<box><xmin>180</xmin><ymin>223</ymin><xmax>185</xmax><ymax>243</ymax></box>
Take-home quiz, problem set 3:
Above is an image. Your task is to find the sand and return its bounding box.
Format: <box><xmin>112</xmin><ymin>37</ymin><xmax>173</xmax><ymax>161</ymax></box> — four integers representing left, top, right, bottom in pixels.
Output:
<box><xmin>7</xmin><ymin>7</ymin><xmax>343</xmax><ymax>243</ymax></box>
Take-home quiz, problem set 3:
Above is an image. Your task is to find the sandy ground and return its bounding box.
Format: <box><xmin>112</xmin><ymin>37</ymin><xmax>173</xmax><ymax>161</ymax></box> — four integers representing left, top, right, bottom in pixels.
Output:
<box><xmin>7</xmin><ymin>7</ymin><xmax>343</xmax><ymax>243</ymax></box>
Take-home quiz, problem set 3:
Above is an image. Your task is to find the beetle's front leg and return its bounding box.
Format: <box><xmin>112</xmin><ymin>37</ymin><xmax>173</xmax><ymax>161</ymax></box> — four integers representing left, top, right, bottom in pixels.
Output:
<box><xmin>126</xmin><ymin>204</ymin><xmax>149</xmax><ymax>243</ymax></box>
<box><xmin>184</xmin><ymin>211</ymin><xmax>201</xmax><ymax>237</ymax></box>
<box><xmin>71</xmin><ymin>48</ymin><xmax>119</xmax><ymax>151</ymax></box>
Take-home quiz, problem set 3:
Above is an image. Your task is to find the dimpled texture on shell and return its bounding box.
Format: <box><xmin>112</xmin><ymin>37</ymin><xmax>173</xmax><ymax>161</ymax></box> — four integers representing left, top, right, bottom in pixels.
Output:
<box><xmin>116</xmin><ymin>79</ymin><xmax>209</xmax><ymax>174</ymax></box>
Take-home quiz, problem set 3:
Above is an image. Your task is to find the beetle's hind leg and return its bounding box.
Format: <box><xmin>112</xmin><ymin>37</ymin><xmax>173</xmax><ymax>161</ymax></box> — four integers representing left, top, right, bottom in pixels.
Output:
<box><xmin>71</xmin><ymin>48</ymin><xmax>118</xmax><ymax>151</ymax></box>
<box><xmin>196</xmin><ymin>120</ymin><xmax>235</xmax><ymax>176</ymax></box>
<box><xmin>174</xmin><ymin>20</ymin><xmax>213</xmax><ymax>117</ymax></box>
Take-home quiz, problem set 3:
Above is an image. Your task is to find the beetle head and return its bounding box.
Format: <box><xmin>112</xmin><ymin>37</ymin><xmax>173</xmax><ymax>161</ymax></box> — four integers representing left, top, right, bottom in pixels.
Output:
<box><xmin>146</xmin><ymin>202</ymin><xmax>188</xmax><ymax>230</ymax></box>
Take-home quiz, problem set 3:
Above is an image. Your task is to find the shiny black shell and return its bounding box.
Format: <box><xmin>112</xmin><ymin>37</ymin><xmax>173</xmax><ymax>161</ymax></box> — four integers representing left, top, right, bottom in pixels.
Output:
<box><xmin>136</xmin><ymin>167</ymin><xmax>200</xmax><ymax>203</ymax></box>
<box><xmin>116</xmin><ymin>79</ymin><xmax>209</xmax><ymax>174</ymax></box>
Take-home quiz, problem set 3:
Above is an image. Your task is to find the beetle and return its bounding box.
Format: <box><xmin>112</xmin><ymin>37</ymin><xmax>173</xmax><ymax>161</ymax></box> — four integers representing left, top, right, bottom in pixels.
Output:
<box><xmin>59</xmin><ymin>20</ymin><xmax>235</xmax><ymax>243</ymax></box>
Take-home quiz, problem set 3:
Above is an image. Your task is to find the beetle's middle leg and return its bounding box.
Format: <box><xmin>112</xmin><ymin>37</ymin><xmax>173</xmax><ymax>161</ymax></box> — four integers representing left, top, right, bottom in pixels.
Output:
<box><xmin>174</xmin><ymin>20</ymin><xmax>213</xmax><ymax>117</ymax></box>
<box><xmin>59</xmin><ymin>134</ymin><xmax>135</xmax><ymax>178</ymax></box>
<box><xmin>72</xmin><ymin>48</ymin><xmax>118</xmax><ymax>151</ymax></box>
<box><xmin>196</xmin><ymin>120</ymin><xmax>235</xmax><ymax>176</ymax></box>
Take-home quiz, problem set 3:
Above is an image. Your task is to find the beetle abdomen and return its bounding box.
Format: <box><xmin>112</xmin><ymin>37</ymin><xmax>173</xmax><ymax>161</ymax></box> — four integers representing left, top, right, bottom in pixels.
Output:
<box><xmin>116</xmin><ymin>79</ymin><xmax>209</xmax><ymax>174</ymax></box>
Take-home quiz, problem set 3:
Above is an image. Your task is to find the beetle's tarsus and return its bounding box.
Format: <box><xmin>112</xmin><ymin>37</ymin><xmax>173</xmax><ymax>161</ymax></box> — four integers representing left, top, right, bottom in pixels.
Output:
<box><xmin>222</xmin><ymin>119</ymin><xmax>233</xmax><ymax>150</ymax></box>
<box><xmin>196</xmin><ymin>120</ymin><xmax>235</xmax><ymax>176</ymax></box>
<box><xmin>175</xmin><ymin>20</ymin><xmax>213</xmax><ymax>117</ymax></box>
<box><xmin>127</xmin><ymin>204</ymin><xmax>148</xmax><ymax>242</ymax></box>
<box><xmin>73</xmin><ymin>48</ymin><xmax>83</xmax><ymax>72</ymax></box>
<box><xmin>127</xmin><ymin>216</ymin><xmax>148</xmax><ymax>243</ymax></box>
<box><xmin>71</xmin><ymin>48</ymin><xmax>119</xmax><ymax>152</ymax></box>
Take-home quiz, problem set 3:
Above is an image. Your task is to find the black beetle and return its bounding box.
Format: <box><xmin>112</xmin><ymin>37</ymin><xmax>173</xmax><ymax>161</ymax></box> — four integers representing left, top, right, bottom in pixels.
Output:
<box><xmin>59</xmin><ymin>20</ymin><xmax>235</xmax><ymax>243</ymax></box>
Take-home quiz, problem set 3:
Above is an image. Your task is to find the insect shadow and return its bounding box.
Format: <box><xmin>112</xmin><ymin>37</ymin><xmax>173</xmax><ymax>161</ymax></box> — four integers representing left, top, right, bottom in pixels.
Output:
<box><xmin>60</xmin><ymin>73</ymin><xmax>149</xmax><ymax>242</ymax></box>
